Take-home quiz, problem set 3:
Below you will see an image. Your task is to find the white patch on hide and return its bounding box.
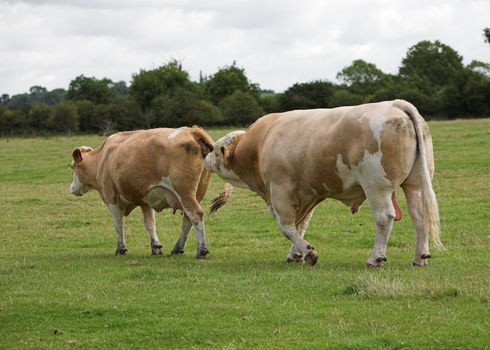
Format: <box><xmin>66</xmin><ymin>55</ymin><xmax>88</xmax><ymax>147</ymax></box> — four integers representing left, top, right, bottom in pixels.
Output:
<box><xmin>168</xmin><ymin>128</ymin><xmax>183</xmax><ymax>139</ymax></box>
<box><xmin>336</xmin><ymin>149</ymin><xmax>391</xmax><ymax>193</ymax></box>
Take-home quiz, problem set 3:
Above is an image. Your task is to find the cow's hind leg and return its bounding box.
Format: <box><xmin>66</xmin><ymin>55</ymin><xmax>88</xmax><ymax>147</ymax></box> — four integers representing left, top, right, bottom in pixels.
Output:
<box><xmin>286</xmin><ymin>209</ymin><xmax>315</xmax><ymax>263</ymax></box>
<box><xmin>108</xmin><ymin>204</ymin><xmax>127</xmax><ymax>255</ymax></box>
<box><xmin>141</xmin><ymin>205</ymin><xmax>163</xmax><ymax>255</ymax></box>
<box><xmin>365</xmin><ymin>190</ymin><xmax>396</xmax><ymax>267</ymax></box>
<box><xmin>179</xmin><ymin>196</ymin><xmax>209</xmax><ymax>259</ymax></box>
<box><xmin>171</xmin><ymin>214</ymin><xmax>193</xmax><ymax>255</ymax></box>
<box><xmin>402</xmin><ymin>184</ymin><xmax>430</xmax><ymax>266</ymax></box>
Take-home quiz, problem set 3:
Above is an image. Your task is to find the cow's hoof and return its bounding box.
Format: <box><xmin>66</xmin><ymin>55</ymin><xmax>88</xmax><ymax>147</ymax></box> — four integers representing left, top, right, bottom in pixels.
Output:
<box><xmin>412</xmin><ymin>259</ymin><xmax>429</xmax><ymax>267</ymax></box>
<box><xmin>413</xmin><ymin>254</ymin><xmax>430</xmax><ymax>267</ymax></box>
<box><xmin>304</xmin><ymin>251</ymin><xmax>318</xmax><ymax>266</ymax></box>
<box><xmin>366</xmin><ymin>256</ymin><xmax>386</xmax><ymax>268</ymax></box>
<box><xmin>196</xmin><ymin>248</ymin><xmax>209</xmax><ymax>259</ymax></box>
<box><xmin>115</xmin><ymin>248</ymin><xmax>127</xmax><ymax>256</ymax></box>
<box><xmin>287</xmin><ymin>253</ymin><xmax>303</xmax><ymax>263</ymax></box>
<box><xmin>151</xmin><ymin>244</ymin><xmax>163</xmax><ymax>255</ymax></box>
<box><xmin>171</xmin><ymin>248</ymin><xmax>185</xmax><ymax>255</ymax></box>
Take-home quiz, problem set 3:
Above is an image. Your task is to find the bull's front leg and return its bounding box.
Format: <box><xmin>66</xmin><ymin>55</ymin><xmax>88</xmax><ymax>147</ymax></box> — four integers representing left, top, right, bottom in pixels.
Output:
<box><xmin>141</xmin><ymin>205</ymin><xmax>163</xmax><ymax>255</ymax></box>
<box><xmin>270</xmin><ymin>185</ymin><xmax>317</xmax><ymax>265</ymax></box>
<box><xmin>108</xmin><ymin>204</ymin><xmax>127</xmax><ymax>255</ymax></box>
<box><xmin>286</xmin><ymin>209</ymin><xmax>315</xmax><ymax>263</ymax></box>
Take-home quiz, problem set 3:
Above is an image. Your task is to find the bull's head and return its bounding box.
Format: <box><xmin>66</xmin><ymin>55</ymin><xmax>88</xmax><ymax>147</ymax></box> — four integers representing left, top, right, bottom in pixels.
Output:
<box><xmin>204</xmin><ymin>130</ymin><xmax>247</xmax><ymax>188</ymax></box>
<box><xmin>70</xmin><ymin>146</ymin><xmax>94</xmax><ymax>196</ymax></box>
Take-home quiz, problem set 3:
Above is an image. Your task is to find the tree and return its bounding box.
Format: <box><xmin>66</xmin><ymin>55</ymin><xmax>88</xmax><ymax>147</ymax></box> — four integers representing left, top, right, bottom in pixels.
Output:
<box><xmin>1</xmin><ymin>94</ymin><xmax>10</xmax><ymax>105</ymax></box>
<box><xmin>130</xmin><ymin>60</ymin><xmax>193</xmax><ymax>112</ymax></box>
<box><xmin>484</xmin><ymin>27</ymin><xmax>490</xmax><ymax>46</ymax></box>
<box><xmin>329</xmin><ymin>89</ymin><xmax>364</xmax><ymax>107</ymax></box>
<box><xmin>49</xmin><ymin>101</ymin><xmax>79</xmax><ymax>132</ymax></box>
<box><xmin>219</xmin><ymin>91</ymin><xmax>263</xmax><ymax>125</ymax></box>
<box><xmin>27</xmin><ymin>103</ymin><xmax>51</xmax><ymax>131</ymax></box>
<box><xmin>75</xmin><ymin>100</ymin><xmax>101</xmax><ymax>132</ymax></box>
<box><xmin>336</xmin><ymin>59</ymin><xmax>387</xmax><ymax>96</ymax></box>
<box><xmin>43</xmin><ymin>89</ymin><xmax>66</xmax><ymax>105</ymax></box>
<box><xmin>279</xmin><ymin>80</ymin><xmax>334</xmax><ymax>111</ymax></box>
<box><xmin>399</xmin><ymin>40</ymin><xmax>465</xmax><ymax>89</ymax></box>
<box><xmin>205</xmin><ymin>63</ymin><xmax>259</xmax><ymax>105</ymax></box>
<box><xmin>110</xmin><ymin>81</ymin><xmax>129</xmax><ymax>96</ymax></box>
<box><xmin>66</xmin><ymin>75</ymin><xmax>115</xmax><ymax>104</ymax></box>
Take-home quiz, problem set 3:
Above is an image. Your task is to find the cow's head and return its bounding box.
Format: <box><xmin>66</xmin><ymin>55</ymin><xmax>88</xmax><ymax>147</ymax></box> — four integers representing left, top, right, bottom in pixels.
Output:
<box><xmin>70</xmin><ymin>146</ymin><xmax>94</xmax><ymax>196</ymax></box>
<box><xmin>205</xmin><ymin>130</ymin><xmax>246</xmax><ymax>186</ymax></box>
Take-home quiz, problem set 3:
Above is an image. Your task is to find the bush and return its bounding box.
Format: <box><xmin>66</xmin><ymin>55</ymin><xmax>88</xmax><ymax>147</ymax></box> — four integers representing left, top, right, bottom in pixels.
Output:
<box><xmin>219</xmin><ymin>91</ymin><xmax>264</xmax><ymax>125</ymax></box>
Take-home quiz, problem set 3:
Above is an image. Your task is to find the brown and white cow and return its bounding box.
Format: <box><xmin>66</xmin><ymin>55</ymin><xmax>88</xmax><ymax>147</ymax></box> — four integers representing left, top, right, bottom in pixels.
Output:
<box><xmin>70</xmin><ymin>126</ymin><xmax>215</xmax><ymax>258</ymax></box>
<box><xmin>205</xmin><ymin>100</ymin><xmax>444</xmax><ymax>266</ymax></box>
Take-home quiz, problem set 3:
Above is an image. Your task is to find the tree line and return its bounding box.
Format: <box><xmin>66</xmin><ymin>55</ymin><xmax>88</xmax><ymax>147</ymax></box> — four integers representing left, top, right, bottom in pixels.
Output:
<box><xmin>1</xmin><ymin>36</ymin><xmax>490</xmax><ymax>135</ymax></box>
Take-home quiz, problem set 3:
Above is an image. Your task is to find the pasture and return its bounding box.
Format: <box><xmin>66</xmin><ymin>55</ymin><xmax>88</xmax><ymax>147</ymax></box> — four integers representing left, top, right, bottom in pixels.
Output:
<box><xmin>0</xmin><ymin>120</ymin><xmax>489</xmax><ymax>349</ymax></box>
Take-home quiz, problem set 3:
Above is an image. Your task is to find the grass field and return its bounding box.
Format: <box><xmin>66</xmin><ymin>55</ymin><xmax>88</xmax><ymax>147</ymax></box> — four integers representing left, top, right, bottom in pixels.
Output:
<box><xmin>0</xmin><ymin>120</ymin><xmax>489</xmax><ymax>349</ymax></box>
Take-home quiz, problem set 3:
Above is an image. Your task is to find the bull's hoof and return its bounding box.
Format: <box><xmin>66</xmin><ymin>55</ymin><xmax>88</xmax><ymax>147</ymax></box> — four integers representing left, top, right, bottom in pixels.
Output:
<box><xmin>304</xmin><ymin>251</ymin><xmax>318</xmax><ymax>266</ymax></box>
<box><xmin>151</xmin><ymin>243</ymin><xmax>163</xmax><ymax>255</ymax></box>
<box><xmin>115</xmin><ymin>248</ymin><xmax>127</xmax><ymax>256</ymax></box>
<box><xmin>171</xmin><ymin>248</ymin><xmax>185</xmax><ymax>255</ymax></box>
<box><xmin>196</xmin><ymin>248</ymin><xmax>209</xmax><ymax>259</ymax></box>
<box><xmin>287</xmin><ymin>253</ymin><xmax>303</xmax><ymax>263</ymax></box>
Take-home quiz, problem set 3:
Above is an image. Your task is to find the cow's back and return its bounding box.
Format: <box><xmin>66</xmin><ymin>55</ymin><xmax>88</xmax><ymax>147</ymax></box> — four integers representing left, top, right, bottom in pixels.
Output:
<box><xmin>96</xmin><ymin>128</ymin><xmax>207</xmax><ymax>205</ymax></box>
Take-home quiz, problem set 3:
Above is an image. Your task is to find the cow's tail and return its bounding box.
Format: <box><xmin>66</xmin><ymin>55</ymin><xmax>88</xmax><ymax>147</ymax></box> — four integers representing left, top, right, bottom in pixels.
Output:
<box><xmin>190</xmin><ymin>126</ymin><xmax>214</xmax><ymax>158</ymax></box>
<box><xmin>209</xmin><ymin>183</ymin><xmax>233</xmax><ymax>215</ymax></box>
<box><xmin>395</xmin><ymin>100</ymin><xmax>445</xmax><ymax>251</ymax></box>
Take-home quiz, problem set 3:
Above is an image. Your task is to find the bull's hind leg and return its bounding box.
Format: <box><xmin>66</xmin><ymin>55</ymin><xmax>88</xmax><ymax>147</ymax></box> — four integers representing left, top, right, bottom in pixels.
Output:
<box><xmin>108</xmin><ymin>204</ymin><xmax>127</xmax><ymax>255</ymax></box>
<box><xmin>287</xmin><ymin>209</ymin><xmax>315</xmax><ymax>263</ymax></box>
<box><xmin>365</xmin><ymin>190</ymin><xmax>396</xmax><ymax>267</ymax></box>
<box><xmin>141</xmin><ymin>205</ymin><xmax>163</xmax><ymax>255</ymax></box>
<box><xmin>171</xmin><ymin>214</ymin><xmax>193</xmax><ymax>255</ymax></box>
<box><xmin>402</xmin><ymin>184</ymin><xmax>430</xmax><ymax>266</ymax></box>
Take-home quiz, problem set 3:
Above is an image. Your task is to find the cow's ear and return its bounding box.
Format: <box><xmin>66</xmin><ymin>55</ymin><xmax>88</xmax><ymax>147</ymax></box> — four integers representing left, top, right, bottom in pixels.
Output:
<box><xmin>72</xmin><ymin>148</ymin><xmax>83</xmax><ymax>164</ymax></box>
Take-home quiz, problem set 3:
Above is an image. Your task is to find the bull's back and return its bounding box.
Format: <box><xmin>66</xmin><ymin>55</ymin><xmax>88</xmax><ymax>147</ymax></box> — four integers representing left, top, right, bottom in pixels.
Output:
<box><xmin>260</xmin><ymin>101</ymin><xmax>418</xmax><ymax>195</ymax></box>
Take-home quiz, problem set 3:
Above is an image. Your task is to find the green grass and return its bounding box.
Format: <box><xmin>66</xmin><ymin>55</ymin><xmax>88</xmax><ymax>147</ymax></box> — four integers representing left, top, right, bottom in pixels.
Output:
<box><xmin>1</xmin><ymin>121</ymin><xmax>489</xmax><ymax>349</ymax></box>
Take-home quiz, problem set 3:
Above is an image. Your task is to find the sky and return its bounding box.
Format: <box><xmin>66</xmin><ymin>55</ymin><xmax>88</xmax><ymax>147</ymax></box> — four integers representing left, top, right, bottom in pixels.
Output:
<box><xmin>0</xmin><ymin>0</ymin><xmax>489</xmax><ymax>96</ymax></box>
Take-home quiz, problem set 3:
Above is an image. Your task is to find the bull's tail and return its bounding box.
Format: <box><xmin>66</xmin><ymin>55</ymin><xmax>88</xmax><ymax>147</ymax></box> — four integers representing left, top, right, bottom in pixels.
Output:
<box><xmin>209</xmin><ymin>183</ymin><xmax>233</xmax><ymax>215</ymax></box>
<box><xmin>395</xmin><ymin>100</ymin><xmax>445</xmax><ymax>251</ymax></box>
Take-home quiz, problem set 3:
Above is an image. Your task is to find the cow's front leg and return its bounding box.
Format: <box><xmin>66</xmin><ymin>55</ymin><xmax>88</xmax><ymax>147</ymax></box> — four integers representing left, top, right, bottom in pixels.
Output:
<box><xmin>109</xmin><ymin>204</ymin><xmax>127</xmax><ymax>255</ymax></box>
<box><xmin>286</xmin><ymin>209</ymin><xmax>315</xmax><ymax>263</ymax></box>
<box><xmin>171</xmin><ymin>214</ymin><xmax>192</xmax><ymax>255</ymax></box>
<box><xmin>365</xmin><ymin>191</ymin><xmax>395</xmax><ymax>267</ymax></box>
<box><xmin>141</xmin><ymin>205</ymin><xmax>163</xmax><ymax>255</ymax></box>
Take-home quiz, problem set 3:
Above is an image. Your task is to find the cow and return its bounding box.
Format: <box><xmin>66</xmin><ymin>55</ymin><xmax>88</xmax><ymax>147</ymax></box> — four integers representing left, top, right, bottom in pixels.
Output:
<box><xmin>70</xmin><ymin>126</ymin><xmax>215</xmax><ymax>258</ymax></box>
<box><xmin>205</xmin><ymin>100</ymin><xmax>444</xmax><ymax>267</ymax></box>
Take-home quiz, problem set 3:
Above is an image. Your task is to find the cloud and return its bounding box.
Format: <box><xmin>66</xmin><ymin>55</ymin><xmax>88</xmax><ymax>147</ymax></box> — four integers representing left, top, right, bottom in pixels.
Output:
<box><xmin>0</xmin><ymin>0</ymin><xmax>489</xmax><ymax>95</ymax></box>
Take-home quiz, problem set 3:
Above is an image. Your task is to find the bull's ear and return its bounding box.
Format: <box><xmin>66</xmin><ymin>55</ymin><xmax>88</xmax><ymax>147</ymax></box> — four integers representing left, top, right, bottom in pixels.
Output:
<box><xmin>72</xmin><ymin>148</ymin><xmax>83</xmax><ymax>164</ymax></box>
<box><xmin>222</xmin><ymin>142</ymin><xmax>237</xmax><ymax>169</ymax></box>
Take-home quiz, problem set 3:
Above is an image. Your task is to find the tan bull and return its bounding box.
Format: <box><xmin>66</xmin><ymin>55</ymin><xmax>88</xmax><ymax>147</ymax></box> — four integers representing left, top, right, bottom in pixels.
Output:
<box><xmin>205</xmin><ymin>100</ymin><xmax>444</xmax><ymax>266</ymax></box>
<box><xmin>70</xmin><ymin>126</ymin><xmax>215</xmax><ymax>258</ymax></box>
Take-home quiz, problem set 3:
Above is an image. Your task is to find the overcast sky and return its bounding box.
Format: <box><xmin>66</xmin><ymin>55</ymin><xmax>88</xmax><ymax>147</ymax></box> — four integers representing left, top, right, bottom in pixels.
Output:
<box><xmin>0</xmin><ymin>0</ymin><xmax>489</xmax><ymax>96</ymax></box>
